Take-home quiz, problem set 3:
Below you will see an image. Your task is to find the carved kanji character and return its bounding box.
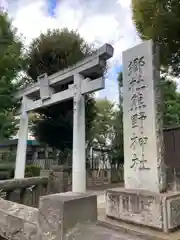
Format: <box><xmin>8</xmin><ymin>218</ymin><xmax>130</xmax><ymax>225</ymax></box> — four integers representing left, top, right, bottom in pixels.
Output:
<box><xmin>131</xmin><ymin>113</ymin><xmax>138</xmax><ymax>128</ymax></box>
<box><xmin>130</xmin><ymin>133</ymin><xmax>138</xmax><ymax>149</ymax></box>
<box><xmin>130</xmin><ymin>153</ymin><xmax>140</xmax><ymax>169</ymax></box>
<box><xmin>137</xmin><ymin>92</ymin><xmax>146</xmax><ymax>109</ymax></box>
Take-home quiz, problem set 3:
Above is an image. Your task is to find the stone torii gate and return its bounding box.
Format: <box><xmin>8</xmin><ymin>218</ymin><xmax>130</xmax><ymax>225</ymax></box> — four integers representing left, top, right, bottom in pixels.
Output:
<box><xmin>15</xmin><ymin>43</ymin><xmax>114</xmax><ymax>192</ymax></box>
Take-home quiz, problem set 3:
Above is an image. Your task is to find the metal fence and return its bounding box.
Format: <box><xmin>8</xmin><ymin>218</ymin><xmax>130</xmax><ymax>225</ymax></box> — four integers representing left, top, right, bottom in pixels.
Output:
<box><xmin>26</xmin><ymin>158</ymin><xmax>58</xmax><ymax>170</ymax></box>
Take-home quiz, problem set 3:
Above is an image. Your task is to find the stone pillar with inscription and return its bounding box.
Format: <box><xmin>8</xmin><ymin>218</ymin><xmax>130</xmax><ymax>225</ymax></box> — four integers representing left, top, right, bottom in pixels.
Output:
<box><xmin>123</xmin><ymin>40</ymin><xmax>166</xmax><ymax>193</ymax></box>
<box><xmin>106</xmin><ymin>40</ymin><xmax>180</xmax><ymax>233</ymax></box>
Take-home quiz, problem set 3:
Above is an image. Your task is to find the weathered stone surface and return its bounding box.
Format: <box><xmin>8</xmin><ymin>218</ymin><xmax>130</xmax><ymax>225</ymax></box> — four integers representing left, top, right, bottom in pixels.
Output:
<box><xmin>40</xmin><ymin>168</ymin><xmax>69</xmax><ymax>194</ymax></box>
<box><xmin>0</xmin><ymin>191</ymin><xmax>158</xmax><ymax>240</ymax></box>
<box><xmin>166</xmin><ymin>194</ymin><xmax>180</xmax><ymax>230</ymax></box>
<box><xmin>0</xmin><ymin>198</ymin><xmax>38</xmax><ymax>240</ymax></box>
<box><xmin>122</xmin><ymin>40</ymin><xmax>166</xmax><ymax>193</ymax></box>
<box><xmin>38</xmin><ymin>194</ymin><xmax>63</xmax><ymax>240</ymax></box>
<box><xmin>106</xmin><ymin>188</ymin><xmax>180</xmax><ymax>232</ymax></box>
<box><xmin>0</xmin><ymin>192</ymin><xmax>98</xmax><ymax>240</ymax></box>
<box><xmin>38</xmin><ymin>192</ymin><xmax>97</xmax><ymax>239</ymax></box>
<box><xmin>0</xmin><ymin>198</ymin><xmax>38</xmax><ymax>223</ymax></box>
<box><xmin>0</xmin><ymin>177</ymin><xmax>48</xmax><ymax>192</ymax></box>
<box><xmin>106</xmin><ymin>188</ymin><xmax>163</xmax><ymax>230</ymax></box>
<box><xmin>64</xmin><ymin>222</ymin><xmax>143</xmax><ymax>240</ymax></box>
<box><xmin>52</xmin><ymin>171</ymin><xmax>69</xmax><ymax>193</ymax></box>
<box><xmin>38</xmin><ymin>73</ymin><xmax>51</xmax><ymax>101</ymax></box>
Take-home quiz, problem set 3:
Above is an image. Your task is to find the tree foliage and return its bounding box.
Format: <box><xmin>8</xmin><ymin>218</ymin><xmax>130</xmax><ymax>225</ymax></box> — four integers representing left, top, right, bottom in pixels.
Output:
<box><xmin>26</xmin><ymin>28</ymin><xmax>92</xmax><ymax>81</ymax></box>
<box><xmin>132</xmin><ymin>0</ymin><xmax>180</xmax><ymax>76</ymax></box>
<box><xmin>0</xmin><ymin>11</ymin><xmax>23</xmax><ymax>140</ymax></box>
<box><xmin>111</xmin><ymin>71</ymin><xmax>124</xmax><ymax>165</ymax></box>
<box><xmin>117</xmin><ymin>71</ymin><xmax>123</xmax><ymax>88</ymax></box>
<box><xmin>161</xmin><ymin>75</ymin><xmax>180</xmax><ymax>127</ymax></box>
<box><xmin>131</xmin><ymin>2</ymin><xmax>180</xmax><ymax>128</ymax></box>
<box><xmin>25</xmin><ymin>28</ymin><xmax>97</xmax><ymax>150</ymax></box>
<box><xmin>117</xmin><ymin>71</ymin><xmax>123</xmax><ymax>105</ymax></box>
<box><xmin>92</xmin><ymin>99</ymin><xmax>115</xmax><ymax>149</ymax></box>
<box><xmin>92</xmin><ymin>98</ymin><xmax>124</xmax><ymax>166</ymax></box>
<box><xmin>111</xmin><ymin>106</ymin><xmax>124</xmax><ymax>166</ymax></box>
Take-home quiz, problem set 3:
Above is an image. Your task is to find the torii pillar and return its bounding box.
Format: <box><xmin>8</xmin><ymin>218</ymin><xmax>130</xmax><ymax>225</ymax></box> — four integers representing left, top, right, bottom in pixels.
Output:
<box><xmin>72</xmin><ymin>74</ymin><xmax>86</xmax><ymax>192</ymax></box>
<box><xmin>14</xmin><ymin>97</ymin><xmax>29</xmax><ymax>179</ymax></box>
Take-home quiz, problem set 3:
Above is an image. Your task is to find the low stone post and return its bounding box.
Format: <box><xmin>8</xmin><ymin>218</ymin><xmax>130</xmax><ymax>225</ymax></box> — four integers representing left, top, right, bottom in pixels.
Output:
<box><xmin>107</xmin><ymin>169</ymin><xmax>111</xmax><ymax>184</ymax></box>
<box><xmin>41</xmin><ymin>166</ymin><xmax>69</xmax><ymax>194</ymax></box>
<box><xmin>38</xmin><ymin>192</ymin><xmax>97</xmax><ymax>239</ymax></box>
<box><xmin>111</xmin><ymin>167</ymin><xmax>119</xmax><ymax>183</ymax></box>
<box><xmin>50</xmin><ymin>166</ymin><xmax>69</xmax><ymax>193</ymax></box>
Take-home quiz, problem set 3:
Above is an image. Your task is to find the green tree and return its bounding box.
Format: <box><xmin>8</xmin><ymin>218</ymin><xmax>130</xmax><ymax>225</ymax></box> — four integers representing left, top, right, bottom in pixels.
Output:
<box><xmin>91</xmin><ymin>99</ymin><xmax>115</xmax><ymax>168</ymax></box>
<box><xmin>92</xmin><ymin>99</ymin><xmax>115</xmax><ymax>149</ymax></box>
<box><xmin>92</xmin><ymin>97</ymin><xmax>124</xmax><ymax>167</ymax></box>
<box><xmin>117</xmin><ymin>71</ymin><xmax>123</xmax><ymax>105</ymax></box>
<box><xmin>111</xmin><ymin>106</ymin><xmax>124</xmax><ymax>167</ymax></box>
<box><xmin>132</xmin><ymin>0</ymin><xmax>180</xmax><ymax>76</ymax></box>
<box><xmin>161</xmin><ymin>75</ymin><xmax>180</xmax><ymax>127</ymax></box>
<box><xmin>110</xmin><ymin>71</ymin><xmax>124</xmax><ymax>166</ymax></box>
<box><xmin>117</xmin><ymin>71</ymin><xmax>123</xmax><ymax>88</ymax></box>
<box><xmin>0</xmin><ymin>12</ymin><xmax>23</xmax><ymax>140</ymax></box>
<box><xmin>25</xmin><ymin>28</ymin><xmax>97</xmax><ymax>153</ymax></box>
<box><xmin>130</xmin><ymin>2</ymin><xmax>180</xmax><ymax>127</ymax></box>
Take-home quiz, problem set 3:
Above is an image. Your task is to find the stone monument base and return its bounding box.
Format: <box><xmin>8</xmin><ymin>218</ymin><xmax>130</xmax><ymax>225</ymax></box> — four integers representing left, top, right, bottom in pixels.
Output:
<box><xmin>106</xmin><ymin>188</ymin><xmax>180</xmax><ymax>232</ymax></box>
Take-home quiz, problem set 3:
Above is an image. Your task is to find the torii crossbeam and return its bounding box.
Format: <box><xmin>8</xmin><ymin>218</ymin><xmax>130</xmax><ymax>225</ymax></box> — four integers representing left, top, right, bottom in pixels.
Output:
<box><xmin>15</xmin><ymin>43</ymin><xmax>114</xmax><ymax>192</ymax></box>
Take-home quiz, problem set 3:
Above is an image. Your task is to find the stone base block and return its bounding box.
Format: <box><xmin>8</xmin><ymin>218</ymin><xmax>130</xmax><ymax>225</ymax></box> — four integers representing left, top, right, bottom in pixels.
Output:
<box><xmin>39</xmin><ymin>192</ymin><xmax>97</xmax><ymax>239</ymax></box>
<box><xmin>106</xmin><ymin>188</ymin><xmax>180</xmax><ymax>232</ymax></box>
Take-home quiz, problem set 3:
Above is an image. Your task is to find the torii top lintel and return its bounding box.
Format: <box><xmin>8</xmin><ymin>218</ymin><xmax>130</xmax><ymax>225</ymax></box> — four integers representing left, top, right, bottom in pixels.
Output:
<box><xmin>16</xmin><ymin>43</ymin><xmax>114</xmax><ymax>112</ymax></box>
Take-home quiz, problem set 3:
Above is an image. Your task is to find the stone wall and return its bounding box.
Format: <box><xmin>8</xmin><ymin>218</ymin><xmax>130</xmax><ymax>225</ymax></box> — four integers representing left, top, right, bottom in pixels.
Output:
<box><xmin>0</xmin><ymin>168</ymin><xmax>69</xmax><ymax>208</ymax></box>
<box><xmin>106</xmin><ymin>188</ymin><xmax>163</xmax><ymax>229</ymax></box>
<box><xmin>106</xmin><ymin>188</ymin><xmax>180</xmax><ymax>232</ymax></box>
<box><xmin>0</xmin><ymin>192</ymin><xmax>142</xmax><ymax>240</ymax></box>
<box><xmin>0</xmin><ymin>192</ymin><xmax>97</xmax><ymax>239</ymax></box>
<box><xmin>0</xmin><ymin>177</ymin><xmax>49</xmax><ymax>207</ymax></box>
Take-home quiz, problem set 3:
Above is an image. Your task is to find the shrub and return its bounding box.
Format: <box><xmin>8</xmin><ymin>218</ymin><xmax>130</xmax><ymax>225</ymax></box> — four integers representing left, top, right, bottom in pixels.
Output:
<box><xmin>0</xmin><ymin>162</ymin><xmax>15</xmax><ymax>179</ymax></box>
<box><xmin>0</xmin><ymin>164</ymin><xmax>41</xmax><ymax>179</ymax></box>
<box><xmin>25</xmin><ymin>165</ymin><xmax>41</xmax><ymax>177</ymax></box>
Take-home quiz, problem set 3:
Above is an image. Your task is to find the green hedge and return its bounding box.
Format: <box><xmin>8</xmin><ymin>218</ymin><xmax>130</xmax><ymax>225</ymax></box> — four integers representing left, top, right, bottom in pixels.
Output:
<box><xmin>25</xmin><ymin>165</ymin><xmax>41</xmax><ymax>177</ymax></box>
<box><xmin>0</xmin><ymin>163</ymin><xmax>41</xmax><ymax>179</ymax></box>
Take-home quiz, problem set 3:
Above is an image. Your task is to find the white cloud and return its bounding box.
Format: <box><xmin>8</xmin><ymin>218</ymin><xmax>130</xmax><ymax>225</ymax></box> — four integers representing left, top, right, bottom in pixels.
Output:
<box><xmin>0</xmin><ymin>0</ymin><xmax>7</xmax><ymax>9</ymax></box>
<box><xmin>12</xmin><ymin>1</ymin><xmax>59</xmax><ymax>46</ymax></box>
<box><xmin>80</xmin><ymin>15</ymin><xmax>119</xmax><ymax>44</ymax></box>
<box><xmin>6</xmin><ymin>0</ymin><xmax>140</xmax><ymax>102</ymax></box>
<box><xmin>117</xmin><ymin>0</ymin><xmax>132</xmax><ymax>8</ymax></box>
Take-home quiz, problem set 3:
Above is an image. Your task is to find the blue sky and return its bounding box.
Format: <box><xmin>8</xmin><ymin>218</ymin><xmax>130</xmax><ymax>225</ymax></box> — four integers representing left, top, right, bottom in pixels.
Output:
<box><xmin>47</xmin><ymin>0</ymin><xmax>57</xmax><ymax>17</ymax></box>
<box><xmin>1</xmin><ymin>0</ymin><xmax>141</xmax><ymax>103</ymax></box>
